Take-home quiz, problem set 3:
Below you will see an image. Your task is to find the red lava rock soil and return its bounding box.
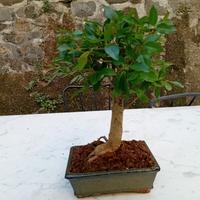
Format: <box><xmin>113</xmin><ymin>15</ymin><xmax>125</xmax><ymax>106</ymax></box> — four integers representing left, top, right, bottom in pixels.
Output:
<box><xmin>70</xmin><ymin>140</ymin><xmax>156</xmax><ymax>173</ymax></box>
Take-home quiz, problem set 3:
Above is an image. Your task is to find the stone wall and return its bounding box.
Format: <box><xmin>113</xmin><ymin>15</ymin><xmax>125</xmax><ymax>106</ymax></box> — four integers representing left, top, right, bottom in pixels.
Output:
<box><xmin>0</xmin><ymin>0</ymin><xmax>147</xmax><ymax>74</ymax></box>
<box><xmin>0</xmin><ymin>0</ymin><xmax>200</xmax><ymax>114</ymax></box>
<box><xmin>1</xmin><ymin>0</ymin><xmax>200</xmax><ymax>74</ymax></box>
<box><xmin>0</xmin><ymin>0</ymin><xmax>71</xmax><ymax>74</ymax></box>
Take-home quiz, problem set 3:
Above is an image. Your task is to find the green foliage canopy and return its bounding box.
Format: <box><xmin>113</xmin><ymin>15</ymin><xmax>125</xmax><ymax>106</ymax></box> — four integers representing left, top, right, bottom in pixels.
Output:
<box><xmin>57</xmin><ymin>6</ymin><xmax>182</xmax><ymax>102</ymax></box>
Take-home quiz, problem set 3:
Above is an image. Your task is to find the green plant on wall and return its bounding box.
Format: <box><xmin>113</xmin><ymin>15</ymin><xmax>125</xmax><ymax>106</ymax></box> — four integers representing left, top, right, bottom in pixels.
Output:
<box><xmin>35</xmin><ymin>93</ymin><xmax>63</xmax><ymax>112</ymax></box>
<box><xmin>25</xmin><ymin>80</ymin><xmax>37</xmax><ymax>92</ymax></box>
<box><xmin>42</xmin><ymin>0</ymin><xmax>51</xmax><ymax>13</ymax></box>
<box><xmin>57</xmin><ymin>6</ymin><xmax>183</xmax><ymax>160</ymax></box>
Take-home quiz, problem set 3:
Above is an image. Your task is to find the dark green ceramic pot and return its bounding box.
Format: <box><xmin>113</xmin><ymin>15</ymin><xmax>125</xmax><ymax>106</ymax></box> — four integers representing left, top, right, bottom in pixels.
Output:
<box><xmin>65</xmin><ymin>142</ymin><xmax>160</xmax><ymax>198</ymax></box>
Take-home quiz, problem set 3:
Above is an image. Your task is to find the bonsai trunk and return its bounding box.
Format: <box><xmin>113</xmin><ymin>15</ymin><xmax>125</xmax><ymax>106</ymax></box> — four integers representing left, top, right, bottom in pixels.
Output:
<box><xmin>108</xmin><ymin>97</ymin><xmax>124</xmax><ymax>150</ymax></box>
<box><xmin>89</xmin><ymin>97</ymin><xmax>124</xmax><ymax>161</ymax></box>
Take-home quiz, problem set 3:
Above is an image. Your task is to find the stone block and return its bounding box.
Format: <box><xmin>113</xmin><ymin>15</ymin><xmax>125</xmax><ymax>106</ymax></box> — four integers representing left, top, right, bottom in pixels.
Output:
<box><xmin>71</xmin><ymin>1</ymin><xmax>96</xmax><ymax>17</ymax></box>
<box><xmin>130</xmin><ymin>0</ymin><xmax>142</xmax><ymax>3</ymax></box>
<box><xmin>25</xmin><ymin>5</ymin><xmax>39</xmax><ymax>19</ymax></box>
<box><xmin>20</xmin><ymin>43</ymin><xmax>44</xmax><ymax>64</ymax></box>
<box><xmin>0</xmin><ymin>23</ymin><xmax>7</xmax><ymax>31</ymax></box>
<box><xmin>15</xmin><ymin>7</ymin><xmax>25</xmax><ymax>18</ymax></box>
<box><xmin>14</xmin><ymin>18</ymin><xmax>32</xmax><ymax>32</ymax></box>
<box><xmin>0</xmin><ymin>44</ymin><xmax>11</xmax><ymax>57</ymax></box>
<box><xmin>0</xmin><ymin>0</ymin><xmax>24</xmax><ymax>6</ymax></box>
<box><xmin>0</xmin><ymin>7</ymin><xmax>13</xmax><ymax>22</ymax></box>
<box><xmin>0</xmin><ymin>43</ymin><xmax>21</xmax><ymax>61</ymax></box>
<box><xmin>3</xmin><ymin>32</ymin><xmax>26</xmax><ymax>44</ymax></box>
<box><xmin>27</xmin><ymin>31</ymin><xmax>42</xmax><ymax>40</ymax></box>
<box><xmin>106</xmin><ymin>0</ymin><xmax>129</xmax><ymax>3</ymax></box>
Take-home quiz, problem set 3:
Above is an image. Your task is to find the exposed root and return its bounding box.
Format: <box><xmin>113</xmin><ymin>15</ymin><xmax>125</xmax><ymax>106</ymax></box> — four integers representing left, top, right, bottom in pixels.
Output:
<box><xmin>88</xmin><ymin>143</ymin><xmax>113</xmax><ymax>163</ymax></box>
<box><xmin>97</xmin><ymin>136</ymin><xmax>108</xmax><ymax>142</ymax></box>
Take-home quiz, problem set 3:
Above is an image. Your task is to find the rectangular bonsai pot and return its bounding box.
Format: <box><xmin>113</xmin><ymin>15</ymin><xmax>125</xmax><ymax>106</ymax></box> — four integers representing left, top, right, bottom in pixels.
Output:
<box><xmin>65</xmin><ymin>142</ymin><xmax>160</xmax><ymax>198</ymax></box>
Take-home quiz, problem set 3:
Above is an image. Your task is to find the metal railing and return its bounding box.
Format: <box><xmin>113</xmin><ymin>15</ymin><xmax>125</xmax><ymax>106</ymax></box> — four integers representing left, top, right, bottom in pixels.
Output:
<box><xmin>63</xmin><ymin>84</ymin><xmax>112</xmax><ymax>112</ymax></box>
<box><xmin>149</xmin><ymin>92</ymin><xmax>200</xmax><ymax>108</ymax></box>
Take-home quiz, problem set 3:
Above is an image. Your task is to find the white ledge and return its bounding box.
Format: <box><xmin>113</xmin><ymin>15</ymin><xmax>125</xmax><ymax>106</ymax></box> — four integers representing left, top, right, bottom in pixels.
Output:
<box><xmin>0</xmin><ymin>106</ymin><xmax>200</xmax><ymax>200</ymax></box>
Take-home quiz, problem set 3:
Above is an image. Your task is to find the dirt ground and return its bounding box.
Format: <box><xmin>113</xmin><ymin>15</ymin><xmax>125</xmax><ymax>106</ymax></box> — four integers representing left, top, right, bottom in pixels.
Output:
<box><xmin>0</xmin><ymin>72</ymin><xmax>71</xmax><ymax>115</ymax></box>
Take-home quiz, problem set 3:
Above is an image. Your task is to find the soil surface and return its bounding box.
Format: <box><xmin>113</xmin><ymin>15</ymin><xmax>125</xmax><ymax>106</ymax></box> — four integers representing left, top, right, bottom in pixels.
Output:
<box><xmin>69</xmin><ymin>140</ymin><xmax>156</xmax><ymax>173</ymax></box>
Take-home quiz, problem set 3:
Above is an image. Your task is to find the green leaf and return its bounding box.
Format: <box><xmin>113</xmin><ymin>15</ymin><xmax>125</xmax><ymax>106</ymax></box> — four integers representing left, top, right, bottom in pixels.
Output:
<box><xmin>135</xmin><ymin>89</ymin><xmax>149</xmax><ymax>102</ymax></box>
<box><xmin>127</xmin><ymin>72</ymin><xmax>138</xmax><ymax>81</ymax></box>
<box><xmin>144</xmin><ymin>42</ymin><xmax>163</xmax><ymax>54</ymax></box>
<box><xmin>135</xmin><ymin>33</ymin><xmax>144</xmax><ymax>41</ymax></box>
<box><xmin>125</xmin><ymin>46</ymin><xmax>136</xmax><ymax>59</ymax></box>
<box><xmin>120</xmin><ymin>72</ymin><xmax>129</xmax><ymax>96</ymax></box>
<box><xmin>128</xmin><ymin>72</ymin><xmax>142</xmax><ymax>86</ymax></box>
<box><xmin>131</xmin><ymin>55</ymin><xmax>150</xmax><ymax>72</ymax></box>
<box><xmin>123</xmin><ymin>16</ymin><xmax>138</xmax><ymax>25</ymax></box>
<box><xmin>155</xmin><ymin>87</ymin><xmax>161</xmax><ymax>97</ymax></box>
<box><xmin>163</xmin><ymin>81</ymin><xmax>172</xmax><ymax>91</ymax></box>
<box><xmin>149</xmin><ymin>6</ymin><xmax>158</xmax><ymax>25</ymax></box>
<box><xmin>98</xmin><ymin>68</ymin><xmax>116</xmax><ymax>77</ymax></box>
<box><xmin>58</xmin><ymin>44</ymin><xmax>73</xmax><ymax>58</ymax></box>
<box><xmin>170</xmin><ymin>81</ymin><xmax>184</xmax><ymax>88</ymax></box>
<box><xmin>93</xmin><ymin>82</ymin><xmax>101</xmax><ymax>91</ymax></box>
<box><xmin>76</xmin><ymin>51</ymin><xmax>90</xmax><ymax>70</ymax></box>
<box><xmin>72</xmin><ymin>30</ymin><xmax>83</xmax><ymax>37</ymax></box>
<box><xmin>145</xmin><ymin>34</ymin><xmax>160</xmax><ymax>42</ymax></box>
<box><xmin>104</xmin><ymin>44</ymin><xmax>120</xmax><ymax>60</ymax></box>
<box><xmin>104</xmin><ymin>6</ymin><xmax>117</xmax><ymax>20</ymax></box>
<box><xmin>139</xmin><ymin>16</ymin><xmax>149</xmax><ymax>25</ymax></box>
<box><xmin>89</xmin><ymin>73</ymin><xmax>98</xmax><ymax>85</ymax></box>
<box><xmin>132</xmin><ymin>63</ymin><xmax>149</xmax><ymax>72</ymax></box>
<box><xmin>157</xmin><ymin>23</ymin><xmax>176</xmax><ymax>34</ymax></box>
<box><xmin>141</xmin><ymin>71</ymin><xmax>158</xmax><ymax>82</ymax></box>
<box><xmin>136</xmin><ymin>54</ymin><xmax>146</xmax><ymax>63</ymax></box>
<box><xmin>58</xmin><ymin>44</ymin><xmax>69</xmax><ymax>52</ymax></box>
<box><xmin>89</xmin><ymin>68</ymin><xmax>116</xmax><ymax>85</ymax></box>
<box><xmin>104</xmin><ymin>22</ymin><xmax>116</xmax><ymax>41</ymax></box>
<box><xmin>84</xmin><ymin>21</ymin><xmax>100</xmax><ymax>39</ymax></box>
<box><xmin>112</xmin><ymin>75</ymin><xmax>121</xmax><ymax>97</ymax></box>
<box><xmin>113</xmin><ymin>72</ymin><xmax>129</xmax><ymax>97</ymax></box>
<box><xmin>112</xmin><ymin>57</ymin><xmax>124</xmax><ymax>66</ymax></box>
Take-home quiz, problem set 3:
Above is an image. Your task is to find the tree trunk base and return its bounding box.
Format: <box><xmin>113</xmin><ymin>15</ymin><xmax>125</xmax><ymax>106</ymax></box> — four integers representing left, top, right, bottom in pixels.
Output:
<box><xmin>88</xmin><ymin>96</ymin><xmax>124</xmax><ymax>163</ymax></box>
<box><xmin>88</xmin><ymin>142</ymin><xmax>114</xmax><ymax>162</ymax></box>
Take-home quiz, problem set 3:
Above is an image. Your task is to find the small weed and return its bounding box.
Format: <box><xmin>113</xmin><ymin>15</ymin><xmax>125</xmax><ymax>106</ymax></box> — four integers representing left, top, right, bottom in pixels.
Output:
<box><xmin>35</xmin><ymin>63</ymin><xmax>43</xmax><ymax>71</ymax></box>
<box><xmin>25</xmin><ymin>80</ymin><xmax>37</xmax><ymax>92</ymax></box>
<box><xmin>42</xmin><ymin>0</ymin><xmax>51</xmax><ymax>13</ymax></box>
<box><xmin>35</xmin><ymin>93</ymin><xmax>63</xmax><ymax>112</ymax></box>
<box><xmin>42</xmin><ymin>73</ymin><xmax>58</xmax><ymax>85</ymax></box>
<box><xmin>31</xmin><ymin>13</ymin><xmax>37</xmax><ymax>18</ymax></box>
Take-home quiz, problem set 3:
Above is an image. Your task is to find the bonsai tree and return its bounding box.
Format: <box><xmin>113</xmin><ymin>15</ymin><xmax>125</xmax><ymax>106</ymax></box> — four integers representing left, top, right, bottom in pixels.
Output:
<box><xmin>57</xmin><ymin>6</ymin><xmax>182</xmax><ymax>160</ymax></box>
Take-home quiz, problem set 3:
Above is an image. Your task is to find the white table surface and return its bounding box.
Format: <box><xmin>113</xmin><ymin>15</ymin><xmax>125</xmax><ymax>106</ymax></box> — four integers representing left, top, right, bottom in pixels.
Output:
<box><xmin>0</xmin><ymin>106</ymin><xmax>200</xmax><ymax>200</ymax></box>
